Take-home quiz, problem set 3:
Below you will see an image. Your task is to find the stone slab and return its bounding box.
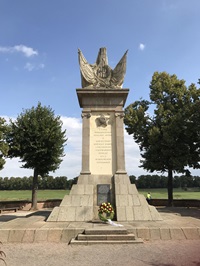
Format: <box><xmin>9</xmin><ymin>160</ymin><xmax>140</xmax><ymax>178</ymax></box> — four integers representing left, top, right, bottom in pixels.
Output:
<box><xmin>136</xmin><ymin>228</ymin><xmax>150</xmax><ymax>240</ymax></box>
<box><xmin>47</xmin><ymin>228</ymin><xmax>63</xmax><ymax>242</ymax></box>
<box><xmin>182</xmin><ymin>227</ymin><xmax>200</xmax><ymax>240</ymax></box>
<box><xmin>8</xmin><ymin>229</ymin><xmax>25</xmax><ymax>243</ymax></box>
<box><xmin>1</xmin><ymin>208</ymin><xmax>200</xmax><ymax>243</ymax></box>
<box><xmin>34</xmin><ymin>229</ymin><xmax>49</xmax><ymax>242</ymax></box>
<box><xmin>0</xmin><ymin>229</ymin><xmax>10</xmax><ymax>243</ymax></box>
<box><xmin>160</xmin><ymin>228</ymin><xmax>171</xmax><ymax>240</ymax></box>
<box><xmin>170</xmin><ymin>228</ymin><xmax>186</xmax><ymax>240</ymax></box>
<box><xmin>22</xmin><ymin>229</ymin><xmax>35</xmax><ymax>243</ymax></box>
<box><xmin>150</xmin><ymin>228</ymin><xmax>161</xmax><ymax>240</ymax></box>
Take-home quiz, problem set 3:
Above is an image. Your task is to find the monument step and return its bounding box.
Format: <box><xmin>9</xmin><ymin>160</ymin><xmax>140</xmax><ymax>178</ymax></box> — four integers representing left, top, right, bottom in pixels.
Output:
<box><xmin>84</xmin><ymin>228</ymin><xmax>128</xmax><ymax>235</ymax></box>
<box><xmin>70</xmin><ymin>238</ymin><xmax>143</xmax><ymax>245</ymax></box>
<box><xmin>77</xmin><ymin>233</ymin><xmax>136</xmax><ymax>241</ymax></box>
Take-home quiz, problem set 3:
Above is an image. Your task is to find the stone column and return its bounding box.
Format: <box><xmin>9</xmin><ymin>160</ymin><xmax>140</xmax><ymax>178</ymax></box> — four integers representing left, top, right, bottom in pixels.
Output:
<box><xmin>80</xmin><ymin>111</ymin><xmax>91</xmax><ymax>174</ymax></box>
<box><xmin>115</xmin><ymin>112</ymin><xmax>127</xmax><ymax>174</ymax></box>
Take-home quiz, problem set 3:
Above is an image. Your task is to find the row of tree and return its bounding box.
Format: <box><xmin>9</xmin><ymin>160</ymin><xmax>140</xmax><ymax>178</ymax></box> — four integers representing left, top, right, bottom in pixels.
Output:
<box><xmin>0</xmin><ymin>176</ymin><xmax>78</xmax><ymax>191</ymax></box>
<box><xmin>129</xmin><ymin>175</ymin><xmax>200</xmax><ymax>189</ymax></box>
<box><xmin>125</xmin><ymin>72</ymin><xmax>200</xmax><ymax>205</ymax></box>
<box><xmin>0</xmin><ymin>174</ymin><xmax>199</xmax><ymax>191</ymax></box>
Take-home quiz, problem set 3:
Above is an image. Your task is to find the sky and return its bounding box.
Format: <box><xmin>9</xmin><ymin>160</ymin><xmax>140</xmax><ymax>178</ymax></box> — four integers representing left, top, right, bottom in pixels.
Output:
<box><xmin>0</xmin><ymin>0</ymin><xmax>200</xmax><ymax>179</ymax></box>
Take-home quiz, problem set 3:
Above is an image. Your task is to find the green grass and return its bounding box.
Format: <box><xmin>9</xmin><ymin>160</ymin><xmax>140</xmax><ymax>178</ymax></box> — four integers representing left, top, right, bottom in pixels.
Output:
<box><xmin>0</xmin><ymin>188</ymin><xmax>199</xmax><ymax>201</ymax></box>
<box><xmin>138</xmin><ymin>188</ymin><xmax>200</xmax><ymax>200</ymax></box>
<box><xmin>0</xmin><ymin>190</ymin><xmax>70</xmax><ymax>201</ymax></box>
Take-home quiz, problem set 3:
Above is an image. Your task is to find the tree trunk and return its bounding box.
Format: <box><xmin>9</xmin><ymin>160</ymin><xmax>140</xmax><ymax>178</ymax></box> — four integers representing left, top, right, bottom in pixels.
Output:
<box><xmin>31</xmin><ymin>168</ymin><xmax>38</xmax><ymax>210</ymax></box>
<box><xmin>167</xmin><ymin>169</ymin><xmax>173</xmax><ymax>207</ymax></box>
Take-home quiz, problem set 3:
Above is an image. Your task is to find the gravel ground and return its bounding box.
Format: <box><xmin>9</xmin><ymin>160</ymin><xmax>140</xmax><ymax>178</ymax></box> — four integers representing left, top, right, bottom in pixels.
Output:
<box><xmin>1</xmin><ymin>240</ymin><xmax>200</xmax><ymax>266</ymax></box>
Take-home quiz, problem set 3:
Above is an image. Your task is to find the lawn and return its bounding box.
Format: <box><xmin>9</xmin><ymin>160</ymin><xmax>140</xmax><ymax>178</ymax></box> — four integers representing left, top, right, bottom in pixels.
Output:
<box><xmin>0</xmin><ymin>190</ymin><xmax>70</xmax><ymax>201</ymax></box>
<box><xmin>0</xmin><ymin>188</ymin><xmax>199</xmax><ymax>201</ymax></box>
<box><xmin>138</xmin><ymin>187</ymin><xmax>200</xmax><ymax>200</ymax></box>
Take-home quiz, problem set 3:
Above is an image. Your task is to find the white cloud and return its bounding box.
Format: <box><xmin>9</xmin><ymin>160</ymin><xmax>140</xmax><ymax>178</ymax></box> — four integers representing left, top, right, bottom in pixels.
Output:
<box><xmin>139</xmin><ymin>43</ymin><xmax>145</xmax><ymax>51</ymax></box>
<box><xmin>0</xmin><ymin>45</ymin><xmax>38</xmax><ymax>57</ymax></box>
<box><xmin>0</xmin><ymin>116</ymin><xmax>82</xmax><ymax>179</ymax></box>
<box><xmin>0</xmin><ymin>115</ymin><xmax>144</xmax><ymax>179</ymax></box>
<box><xmin>24</xmin><ymin>62</ymin><xmax>45</xmax><ymax>71</ymax></box>
<box><xmin>1</xmin><ymin>114</ymin><xmax>199</xmax><ymax>179</ymax></box>
<box><xmin>24</xmin><ymin>63</ymin><xmax>35</xmax><ymax>71</ymax></box>
<box><xmin>4</xmin><ymin>112</ymin><xmax>200</xmax><ymax>180</ymax></box>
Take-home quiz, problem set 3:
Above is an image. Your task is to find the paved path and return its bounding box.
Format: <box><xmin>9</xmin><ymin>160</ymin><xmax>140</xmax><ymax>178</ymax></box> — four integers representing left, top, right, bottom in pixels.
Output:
<box><xmin>0</xmin><ymin>207</ymin><xmax>199</xmax><ymax>265</ymax></box>
<box><xmin>0</xmin><ymin>207</ymin><xmax>200</xmax><ymax>243</ymax></box>
<box><xmin>1</xmin><ymin>240</ymin><xmax>200</xmax><ymax>266</ymax></box>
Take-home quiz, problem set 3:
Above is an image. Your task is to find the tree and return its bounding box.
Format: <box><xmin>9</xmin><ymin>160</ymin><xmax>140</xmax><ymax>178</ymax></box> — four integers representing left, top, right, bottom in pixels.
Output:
<box><xmin>124</xmin><ymin>72</ymin><xmax>200</xmax><ymax>206</ymax></box>
<box><xmin>0</xmin><ymin>117</ymin><xmax>9</xmax><ymax>170</ymax></box>
<box><xmin>7</xmin><ymin>103</ymin><xmax>67</xmax><ymax>209</ymax></box>
<box><xmin>129</xmin><ymin>175</ymin><xmax>137</xmax><ymax>184</ymax></box>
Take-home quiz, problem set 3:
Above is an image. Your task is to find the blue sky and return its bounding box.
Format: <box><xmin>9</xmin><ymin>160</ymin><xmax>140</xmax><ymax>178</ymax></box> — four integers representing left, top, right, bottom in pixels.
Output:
<box><xmin>0</xmin><ymin>0</ymin><xmax>200</xmax><ymax>178</ymax></box>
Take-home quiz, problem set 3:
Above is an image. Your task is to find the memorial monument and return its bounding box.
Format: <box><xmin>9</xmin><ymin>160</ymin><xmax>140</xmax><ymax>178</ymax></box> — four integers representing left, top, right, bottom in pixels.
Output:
<box><xmin>47</xmin><ymin>48</ymin><xmax>162</xmax><ymax>222</ymax></box>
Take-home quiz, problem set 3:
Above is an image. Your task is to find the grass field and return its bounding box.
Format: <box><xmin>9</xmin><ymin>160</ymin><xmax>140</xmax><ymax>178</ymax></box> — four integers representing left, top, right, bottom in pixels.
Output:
<box><xmin>0</xmin><ymin>190</ymin><xmax>70</xmax><ymax>201</ymax></box>
<box><xmin>138</xmin><ymin>188</ymin><xmax>200</xmax><ymax>200</ymax></box>
<box><xmin>0</xmin><ymin>188</ymin><xmax>199</xmax><ymax>201</ymax></box>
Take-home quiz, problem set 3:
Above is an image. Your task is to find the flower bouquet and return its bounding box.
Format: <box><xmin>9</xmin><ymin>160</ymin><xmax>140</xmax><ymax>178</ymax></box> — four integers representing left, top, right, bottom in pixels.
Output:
<box><xmin>98</xmin><ymin>202</ymin><xmax>115</xmax><ymax>222</ymax></box>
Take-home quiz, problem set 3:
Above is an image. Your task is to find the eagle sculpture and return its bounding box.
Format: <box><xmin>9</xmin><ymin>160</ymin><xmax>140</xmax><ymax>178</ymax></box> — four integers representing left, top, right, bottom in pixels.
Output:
<box><xmin>78</xmin><ymin>47</ymin><xmax>128</xmax><ymax>88</ymax></box>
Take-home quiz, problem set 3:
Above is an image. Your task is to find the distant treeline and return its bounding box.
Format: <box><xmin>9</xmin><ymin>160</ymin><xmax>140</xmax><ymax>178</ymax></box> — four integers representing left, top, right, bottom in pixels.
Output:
<box><xmin>0</xmin><ymin>175</ymin><xmax>199</xmax><ymax>190</ymax></box>
<box><xmin>129</xmin><ymin>175</ymin><xmax>200</xmax><ymax>189</ymax></box>
<box><xmin>0</xmin><ymin>176</ymin><xmax>78</xmax><ymax>190</ymax></box>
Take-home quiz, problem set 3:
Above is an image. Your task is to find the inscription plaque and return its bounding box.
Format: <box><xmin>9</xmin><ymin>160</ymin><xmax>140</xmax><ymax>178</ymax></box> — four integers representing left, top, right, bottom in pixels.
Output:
<box><xmin>97</xmin><ymin>184</ymin><xmax>110</xmax><ymax>206</ymax></box>
<box><xmin>90</xmin><ymin>113</ymin><xmax>116</xmax><ymax>175</ymax></box>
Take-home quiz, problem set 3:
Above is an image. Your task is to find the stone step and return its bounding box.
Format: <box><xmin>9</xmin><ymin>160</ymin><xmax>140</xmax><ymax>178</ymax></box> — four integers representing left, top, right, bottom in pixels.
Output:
<box><xmin>77</xmin><ymin>233</ymin><xmax>136</xmax><ymax>241</ymax></box>
<box><xmin>84</xmin><ymin>228</ymin><xmax>128</xmax><ymax>235</ymax></box>
<box><xmin>70</xmin><ymin>238</ymin><xmax>144</xmax><ymax>245</ymax></box>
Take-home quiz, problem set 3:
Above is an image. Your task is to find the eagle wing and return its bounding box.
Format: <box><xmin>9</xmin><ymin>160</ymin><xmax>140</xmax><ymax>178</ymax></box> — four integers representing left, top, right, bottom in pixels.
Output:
<box><xmin>78</xmin><ymin>49</ymin><xmax>96</xmax><ymax>87</ymax></box>
<box><xmin>111</xmin><ymin>50</ymin><xmax>128</xmax><ymax>88</ymax></box>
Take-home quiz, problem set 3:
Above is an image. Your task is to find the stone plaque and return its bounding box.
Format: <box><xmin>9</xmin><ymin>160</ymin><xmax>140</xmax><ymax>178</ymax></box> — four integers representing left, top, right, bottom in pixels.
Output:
<box><xmin>97</xmin><ymin>184</ymin><xmax>110</xmax><ymax>205</ymax></box>
<box><xmin>90</xmin><ymin>113</ymin><xmax>116</xmax><ymax>175</ymax></box>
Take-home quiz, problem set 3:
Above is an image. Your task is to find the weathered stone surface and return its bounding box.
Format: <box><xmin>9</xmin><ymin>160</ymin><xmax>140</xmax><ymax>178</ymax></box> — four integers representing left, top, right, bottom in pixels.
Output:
<box><xmin>116</xmin><ymin>207</ymin><xmax>126</xmax><ymax>221</ymax></box>
<box><xmin>22</xmin><ymin>229</ymin><xmax>35</xmax><ymax>243</ymax></box>
<box><xmin>125</xmin><ymin>206</ymin><xmax>134</xmax><ymax>221</ymax></box>
<box><xmin>47</xmin><ymin>207</ymin><xmax>59</xmax><ymax>222</ymax></box>
<box><xmin>182</xmin><ymin>227</ymin><xmax>200</xmax><ymax>239</ymax></box>
<box><xmin>78</xmin><ymin>48</ymin><xmax>127</xmax><ymax>89</ymax></box>
<box><xmin>150</xmin><ymin>228</ymin><xmax>161</xmax><ymax>240</ymax></box>
<box><xmin>47</xmin><ymin>228</ymin><xmax>63</xmax><ymax>242</ymax></box>
<box><xmin>160</xmin><ymin>228</ymin><xmax>171</xmax><ymax>240</ymax></box>
<box><xmin>0</xmin><ymin>229</ymin><xmax>9</xmax><ymax>243</ymax></box>
<box><xmin>170</xmin><ymin>228</ymin><xmax>186</xmax><ymax>240</ymax></box>
<box><xmin>57</xmin><ymin>207</ymin><xmax>76</xmax><ymax>221</ymax></box>
<box><xmin>137</xmin><ymin>228</ymin><xmax>150</xmax><ymax>240</ymax></box>
<box><xmin>47</xmin><ymin>58</ymin><xmax>162</xmax><ymax>222</ymax></box>
<box><xmin>60</xmin><ymin>196</ymin><xmax>71</xmax><ymax>206</ymax></box>
<box><xmin>34</xmin><ymin>229</ymin><xmax>49</xmax><ymax>242</ymax></box>
<box><xmin>8</xmin><ymin>229</ymin><xmax>25</xmax><ymax>243</ymax></box>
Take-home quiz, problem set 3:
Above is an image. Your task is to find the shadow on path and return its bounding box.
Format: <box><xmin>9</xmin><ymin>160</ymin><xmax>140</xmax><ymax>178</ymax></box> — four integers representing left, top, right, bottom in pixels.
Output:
<box><xmin>157</xmin><ymin>207</ymin><xmax>200</xmax><ymax>219</ymax></box>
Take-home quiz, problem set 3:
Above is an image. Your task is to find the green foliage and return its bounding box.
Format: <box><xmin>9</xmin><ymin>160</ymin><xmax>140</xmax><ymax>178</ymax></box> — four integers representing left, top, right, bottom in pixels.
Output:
<box><xmin>0</xmin><ymin>175</ymin><xmax>70</xmax><ymax>190</ymax></box>
<box><xmin>129</xmin><ymin>175</ymin><xmax>137</xmax><ymax>184</ymax></box>
<box><xmin>125</xmin><ymin>72</ymin><xmax>200</xmax><ymax>205</ymax></box>
<box><xmin>131</xmin><ymin>174</ymin><xmax>200</xmax><ymax>189</ymax></box>
<box><xmin>6</xmin><ymin>102</ymin><xmax>67</xmax><ymax>209</ymax></box>
<box><xmin>7</xmin><ymin>102</ymin><xmax>67</xmax><ymax>176</ymax></box>
<box><xmin>0</xmin><ymin>117</ymin><xmax>9</xmax><ymax>170</ymax></box>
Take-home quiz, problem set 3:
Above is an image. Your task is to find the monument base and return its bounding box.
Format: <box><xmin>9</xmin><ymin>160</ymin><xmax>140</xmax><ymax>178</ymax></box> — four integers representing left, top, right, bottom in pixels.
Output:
<box><xmin>47</xmin><ymin>174</ymin><xmax>162</xmax><ymax>222</ymax></box>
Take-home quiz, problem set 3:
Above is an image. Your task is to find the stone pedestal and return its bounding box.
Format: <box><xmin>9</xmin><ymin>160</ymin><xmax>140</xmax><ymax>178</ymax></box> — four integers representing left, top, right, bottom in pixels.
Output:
<box><xmin>47</xmin><ymin>87</ymin><xmax>162</xmax><ymax>222</ymax></box>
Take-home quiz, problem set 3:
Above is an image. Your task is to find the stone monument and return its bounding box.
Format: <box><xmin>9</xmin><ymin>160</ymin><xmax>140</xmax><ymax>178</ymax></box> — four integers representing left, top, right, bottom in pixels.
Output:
<box><xmin>47</xmin><ymin>48</ymin><xmax>162</xmax><ymax>222</ymax></box>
